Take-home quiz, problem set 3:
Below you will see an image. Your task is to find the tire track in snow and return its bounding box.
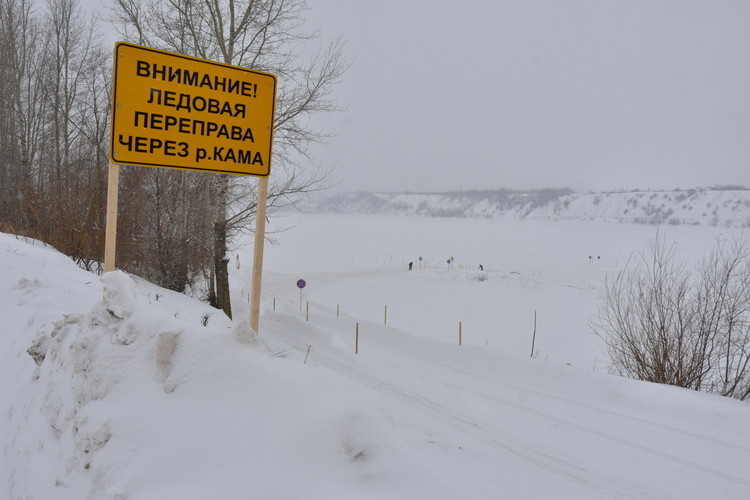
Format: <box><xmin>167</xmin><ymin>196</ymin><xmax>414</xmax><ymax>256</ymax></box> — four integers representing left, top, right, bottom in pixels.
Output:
<box><xmin>269</xmin><ymin>314</ymin><xmax>649</xmax><ymax>499</ymax></box>
<box><xmin>364</xmin><ymin>331</ymin><xmax>750</xmax><ymax>492</ymax></box>
<box><xmin>396</xmin><ymin>345</ymin><xmax>750</xmax><ymax>454</ymax></box>
<box><xmin>270</xmin><ymin>312</ymin><xmax>750</xmax><ymax>498</ymax></box>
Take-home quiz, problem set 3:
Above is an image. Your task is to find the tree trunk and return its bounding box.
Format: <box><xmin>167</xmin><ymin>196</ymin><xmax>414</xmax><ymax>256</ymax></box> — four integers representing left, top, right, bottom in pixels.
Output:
<box><xmin>213</xmin><ymin>174</ymin><xmax>232</xmax><ymax>319</ymax></box>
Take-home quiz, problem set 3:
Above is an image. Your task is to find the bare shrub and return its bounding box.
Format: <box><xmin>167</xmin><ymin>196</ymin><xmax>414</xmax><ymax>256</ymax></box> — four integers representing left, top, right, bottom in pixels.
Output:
<box><xmin>592</xmin><ymin>235</ymin><xmax>750</xmax><ymax>400</ymax></box>
<box><xmin>694</xmin><ymin>239</ymin><xmax>750</xmax><ymax>399</ymax></box>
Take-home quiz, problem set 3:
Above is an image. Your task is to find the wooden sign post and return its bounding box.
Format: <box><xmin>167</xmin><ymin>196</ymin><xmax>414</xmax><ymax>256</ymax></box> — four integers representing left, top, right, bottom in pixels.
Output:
<box><xmin>250</xmin><ymin>176</ymin><xmax>269</xmax><ymax>332</ymax></box>
<box><xmin>104</xmin><ymin>163</ymin><xmax>120</xmax><ymax>272</ymax></box>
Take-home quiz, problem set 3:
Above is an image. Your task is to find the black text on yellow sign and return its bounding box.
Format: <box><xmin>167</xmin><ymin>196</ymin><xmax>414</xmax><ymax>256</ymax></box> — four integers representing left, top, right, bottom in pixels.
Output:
<box><xmin>110</xmin><ymin>42</ymin><xmax>276</xmax><ymax>176</ymax></box>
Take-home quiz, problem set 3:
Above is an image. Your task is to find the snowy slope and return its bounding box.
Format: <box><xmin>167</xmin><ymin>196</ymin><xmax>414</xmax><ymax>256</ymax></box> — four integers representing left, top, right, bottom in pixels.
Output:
<box><xmin>3</xmin><ymin>215</ymin><xmax>750</xmax><ymax>499</ymax></box>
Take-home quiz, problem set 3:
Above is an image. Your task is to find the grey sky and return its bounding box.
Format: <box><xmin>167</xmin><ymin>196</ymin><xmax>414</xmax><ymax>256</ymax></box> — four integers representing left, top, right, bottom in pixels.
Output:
<box><xmin>305</xmin><ymin>0</ymin><xmax>750</xmax><ymax>193</ymax></box>
<box><xmin>86</xmin><ymin>0</ymin><xmax>750</xmax><ymax>193</ymax></box>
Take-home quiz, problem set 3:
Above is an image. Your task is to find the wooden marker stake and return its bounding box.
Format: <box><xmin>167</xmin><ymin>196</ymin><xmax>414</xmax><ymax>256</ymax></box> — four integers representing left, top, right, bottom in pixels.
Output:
<box><xmin>250</xmin><ymin>176</ymin><xmax>269</xmax><ymax>333</ymax></box>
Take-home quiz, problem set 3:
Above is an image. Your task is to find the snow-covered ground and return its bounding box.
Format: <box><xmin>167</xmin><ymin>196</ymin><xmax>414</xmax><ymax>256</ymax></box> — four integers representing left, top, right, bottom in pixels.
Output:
<box><xmin>2</xmin><ymin>213</ymin><xmax>750</xmax><ymax>499</ymax></box>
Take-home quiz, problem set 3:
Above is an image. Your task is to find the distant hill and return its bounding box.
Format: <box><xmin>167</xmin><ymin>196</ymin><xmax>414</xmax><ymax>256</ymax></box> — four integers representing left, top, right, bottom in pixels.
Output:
<box><xmin>308</xmin><ymin>187</ymin><xmax>750</xmax><ymax>227</ymax></box>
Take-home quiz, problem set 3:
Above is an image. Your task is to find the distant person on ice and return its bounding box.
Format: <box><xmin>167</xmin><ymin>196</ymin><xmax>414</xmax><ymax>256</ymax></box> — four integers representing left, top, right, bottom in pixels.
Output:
<box><xmin>408</xmin><ymin>262</ymin><xmax>413</xmax><ymax>271</ymax></box>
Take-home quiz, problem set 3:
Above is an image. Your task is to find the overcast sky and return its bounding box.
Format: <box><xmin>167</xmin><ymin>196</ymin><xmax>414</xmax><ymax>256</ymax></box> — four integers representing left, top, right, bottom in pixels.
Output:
<box><xmin>302</xmin><ymin>0</ymin><xmax>750</xmax><ymax>193</ymax></box>
<box><xmin>88</xmin><ymin>0</ymin><xmax>750</xmax><ymax>193</ymax></box>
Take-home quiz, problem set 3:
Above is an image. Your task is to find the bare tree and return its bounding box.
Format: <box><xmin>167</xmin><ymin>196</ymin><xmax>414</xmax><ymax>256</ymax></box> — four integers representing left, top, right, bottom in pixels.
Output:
<box><xmin>592</xmin><ymin>234</ymin><xmax>750</xmax><ymax>400</ymax></box>
<box><xmin>0</xmin><ymin>0</ymin><xmax>39</xmax><ymax>230</ymax></box>
<box><xmin>108</xmin><ymin>0</ymin><xmax>346</xmax><ymax>318</ymax></box>
<box><xmin>0</xmin><ymin>0</ymin><xmax>109</xmax><ymax>271</ymax></box>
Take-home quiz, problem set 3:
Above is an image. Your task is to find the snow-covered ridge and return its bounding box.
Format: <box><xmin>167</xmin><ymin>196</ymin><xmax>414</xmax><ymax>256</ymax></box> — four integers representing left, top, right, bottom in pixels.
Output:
<box><xmin>311</xmin><ymin>188</ymin><xmax>750</xmax><ymax>227</ymax></box>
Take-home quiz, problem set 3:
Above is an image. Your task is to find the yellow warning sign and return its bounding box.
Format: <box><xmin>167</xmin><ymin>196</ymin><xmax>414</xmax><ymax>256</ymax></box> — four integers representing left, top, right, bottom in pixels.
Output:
<box><xmin>110</xmin><ymin>42</ymin><xmax>276</xmax><ymax>176</ymax></box>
